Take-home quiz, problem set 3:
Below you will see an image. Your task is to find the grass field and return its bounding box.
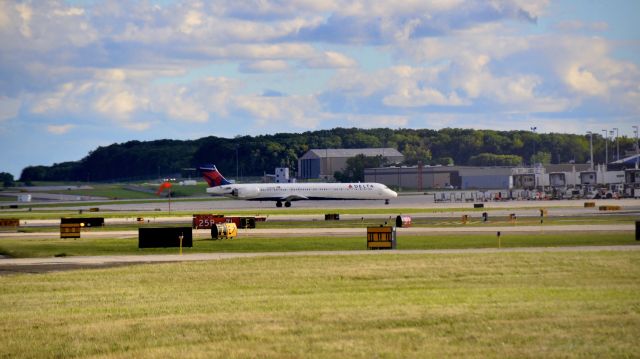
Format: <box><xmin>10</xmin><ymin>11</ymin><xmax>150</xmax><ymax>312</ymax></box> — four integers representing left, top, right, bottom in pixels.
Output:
<box><xmin>1</xmin><ymin>251</ymin><xmax>639</xmax><ymax>358</ymax></box>
<box><xmin>0</xmin><ymin>203</ymin><xmax>594</xmax><ymax>217</ymax></box>
<box><xmin>0</xmin><ymin>232</ymin><xmax>636</xmax><ymax>258</ymax></box>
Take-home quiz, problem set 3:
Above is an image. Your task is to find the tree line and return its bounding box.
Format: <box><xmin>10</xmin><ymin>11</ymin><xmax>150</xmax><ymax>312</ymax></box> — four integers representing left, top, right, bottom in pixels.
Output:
<box><xmin>17</xmin><ymin>127</ymin><xmax>636</xmax><ymax>182</ymax></box>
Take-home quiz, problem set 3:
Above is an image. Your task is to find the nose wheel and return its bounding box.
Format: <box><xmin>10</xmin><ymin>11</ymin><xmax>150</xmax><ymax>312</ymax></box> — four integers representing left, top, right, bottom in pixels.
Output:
<box><xmin>385</xmin><ymin>199</ymin><xmax>390</xmax><ymax>205</ymax></box>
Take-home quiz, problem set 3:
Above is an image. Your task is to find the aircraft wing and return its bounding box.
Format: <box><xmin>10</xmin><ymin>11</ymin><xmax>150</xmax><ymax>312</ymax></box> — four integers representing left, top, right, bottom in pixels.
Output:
<box><xmin>281</xmin><ymin>194</ymin><xmax>309</xmax><ymax>201</ymax></box>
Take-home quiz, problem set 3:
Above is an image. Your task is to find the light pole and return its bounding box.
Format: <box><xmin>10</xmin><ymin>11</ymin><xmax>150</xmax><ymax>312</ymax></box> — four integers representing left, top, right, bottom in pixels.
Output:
<box><xmin>587</xmin><ymin>131</ymin><xmax>594</xmax><ymax>170</ymax></box>
<box><xmin>633</xmin><ymin>125</ymin><xmax>639</xmax><ymax>167</ymax></box>
<box><xmin>530</xmin><ymin>126</ymin><xmax>537</xmax><ymax>166</ymax></box>
<box><xmin>602</xmin><ymin>129</ymin><xmax>608</xmax><ymax>165</ymax></box>
<box><xmin>612</xmin><ymin>128</ymin><xmax>619</xmax><ymax>161</ymax></box>
<box><xmin>235</xmin><ymin>145</ymin><xmax>239</xmax><ymax>181</ymax></box>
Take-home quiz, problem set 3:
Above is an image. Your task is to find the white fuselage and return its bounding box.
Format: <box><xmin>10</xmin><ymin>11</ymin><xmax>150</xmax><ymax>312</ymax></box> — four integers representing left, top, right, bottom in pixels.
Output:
<box><xmin>206</xmin><ymin>182</ymin><xmax>398</xmax><ymax>201</ymax></box>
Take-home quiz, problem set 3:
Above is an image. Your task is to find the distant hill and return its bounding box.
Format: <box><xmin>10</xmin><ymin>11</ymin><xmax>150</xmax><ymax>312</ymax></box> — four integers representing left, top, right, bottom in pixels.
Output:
<box><xmin>19</xmin><ymin>127</ymin><xmax>628</xmax><ymax>182</ymax></box>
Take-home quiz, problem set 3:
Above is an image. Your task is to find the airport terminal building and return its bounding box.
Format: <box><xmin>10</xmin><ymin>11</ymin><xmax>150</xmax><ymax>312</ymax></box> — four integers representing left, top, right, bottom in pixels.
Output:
<box><xmin>298</xmin><ymin>148</ymin><xmax>404</xmax><ymax>180</ymax></box>
<box><xmin>364</xmin><ymin>165</ymin><xmax>514</xmax><ymax>190</ymax></box>
<box><xmin>364</xmin><ymin>164</ymin><xmax>593</xmax><ymax>191</ymax></box>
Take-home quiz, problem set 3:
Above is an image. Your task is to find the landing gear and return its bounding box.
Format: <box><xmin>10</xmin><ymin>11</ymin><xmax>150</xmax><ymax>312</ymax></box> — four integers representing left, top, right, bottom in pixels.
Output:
<box><xmin>275</xmin><ymin>201</ymin><xmax>291</xmax><ymax>208</ymax></box>
<box><xmin>385</xmin><ymin>199</ymin><xmax>390</xmax><ymax>205</ymax></box>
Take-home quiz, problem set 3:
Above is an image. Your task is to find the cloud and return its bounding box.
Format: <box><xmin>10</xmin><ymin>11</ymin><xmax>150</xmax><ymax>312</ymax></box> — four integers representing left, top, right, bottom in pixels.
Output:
<box><xmin>235</xmin><ymin>94</ymin><xmax>322</xmax><ymax>129</ymax></box>
<box><xmin>0</xmin><ymin>96</ymin><xmax>20</xmax><ymax>121</ymax></box>
<box><xmin>46</xmin><ymin>124</ymin><xmax>75</xmax><ymax>135</ymax></box>
<box><xmin>239</xmin><ymin>60</ymin><xmax>291</xmax><ymax>73</ymax></box>
<box><xmin>304</xmin><ymin>51</ymin><xmax>357</xmax><ymax>68</ymax></box>
<box><xmin>554</xmin><ymin>20</ymin><xmax>608</xmax><ymax>32</ymax></box>
<box><xmin>564</xmin><ymin>65</ymin><xmax>608</xmax><ymax>96</ymax></box>
<box><xmin>292</xmin><ymin>0</ymin><xmax>549</xmax><ymax>44</ymax></box>
<box><xmin>1</xmin><ymin>0</ymin><xmax>638</xmax><ymax>149</ymax></box>
<box><xmin>345</xmin><ymin>114</ymin><xmax>409</xmax><ymax>128</ymax></box>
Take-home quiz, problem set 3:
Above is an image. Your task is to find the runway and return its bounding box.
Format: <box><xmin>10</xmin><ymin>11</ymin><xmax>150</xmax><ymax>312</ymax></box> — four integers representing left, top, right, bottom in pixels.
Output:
<box><xmin>8</xmin><ymin>194</ymin><xmax>640</xmax><ymax>213</ymax></box>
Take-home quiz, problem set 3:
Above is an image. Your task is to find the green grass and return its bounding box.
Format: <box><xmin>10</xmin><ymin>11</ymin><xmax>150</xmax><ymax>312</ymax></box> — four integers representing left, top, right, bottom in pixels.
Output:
<box><xmin>5</xmin><ymin>214</ymin><xmax>636</xmax><ymax>234</ymax></box>
<box><xmin>44</xmin><ymin>185</ymin><xmax>158</xmax><ymax>199</ymax></box>
<box><xmin>0</xmin><ymin>232</ymin><xmax>636</xmax><ymax>258</ymax></box>
<box><xmin>1</xmin><ymin>251</ymin><xmax>639</xmax><ymax>357</ymax></box>
<box><xmin>6</xmin><ymin>182</ymin><xmax>210</xmax><ymax>199</ymax></box>
<box><xmin>0</xmin><ymin>204</ymin><xmax>625</xmax><ymax>220</ymax></box>
<box><xmin>259</xmin><ymin>215</ymin><xmax>637</xmax><ymax>228</ymax></box>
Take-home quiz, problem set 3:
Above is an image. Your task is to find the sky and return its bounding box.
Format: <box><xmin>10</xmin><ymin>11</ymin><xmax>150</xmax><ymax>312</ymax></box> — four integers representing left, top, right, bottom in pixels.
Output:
<box><xmin>1</xmin><ymin>0</ymin><xmax>639</xmax><ymax>177</ymax></box>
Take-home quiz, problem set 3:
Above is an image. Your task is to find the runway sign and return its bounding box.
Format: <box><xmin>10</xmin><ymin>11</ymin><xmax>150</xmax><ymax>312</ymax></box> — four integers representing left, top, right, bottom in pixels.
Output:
<box><xmin>325</xmin><ymin>213</ymin><xmax>340</xmax><ymax>220</ymax></box>
<box><xmin>238</xmin><ymin>217</ymin><xmax>256</xmax><ymax>229</ymax></box>
<box><xmin>192</xmin><ymin>214</ymin><xmax>226</xmax><ymax>229</ymax></box>
<box><xmin>367</xmin><ymin>226</ymin><xmax>396</xmax><ymax>250</ymax></box>
<box><xmin>138</xmin><ymin>227</ymin><xmax>193</xmax><ymax>248</ymax></box>
<box><xmin>61</xmin><ymin>217</ymin><xmax>105</xmax><ymax>227</ymax></box>
<box><xmin>599</xmin><ymin>205</ymin><xmax>621</xmax><ymax>211</ymax></box>
<box><xmin>0</xmin><ymin>218</ymin><xmax>20</xmax><ymax>228</ymax></box>
<box><xmin>60</xmin><ymin>223</ymin><xmax>81</xmax><ymax>239</ymax></box>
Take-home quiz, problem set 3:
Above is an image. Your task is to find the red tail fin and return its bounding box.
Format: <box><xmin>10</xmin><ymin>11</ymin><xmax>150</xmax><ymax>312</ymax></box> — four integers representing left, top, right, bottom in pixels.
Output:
<box><xmin>198</xmin><ymin>164</ymin><xmax>232</xmax><ymax>187</ymax></box>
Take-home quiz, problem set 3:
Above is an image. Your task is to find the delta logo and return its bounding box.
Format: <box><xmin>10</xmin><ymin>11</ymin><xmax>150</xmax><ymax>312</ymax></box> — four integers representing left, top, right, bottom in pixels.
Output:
<box><xmin>204</xmin><ymin>171</ymin><xmax>225</xmax><ymax>186</ymax></box>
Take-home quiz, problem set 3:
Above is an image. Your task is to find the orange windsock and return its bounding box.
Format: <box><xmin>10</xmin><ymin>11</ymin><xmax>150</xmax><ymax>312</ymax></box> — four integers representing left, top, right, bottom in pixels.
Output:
<box><xmin>156</xmin><ymin>181</ymin><xmax>172</xmax><ymax>195</ymax></box>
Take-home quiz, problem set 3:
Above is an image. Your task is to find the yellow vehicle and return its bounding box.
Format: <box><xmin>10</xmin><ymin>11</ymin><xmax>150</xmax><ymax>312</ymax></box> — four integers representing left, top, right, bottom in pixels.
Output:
<box><xmin>211</xmin><ymin>222</ymin><xmax>237</xmax><ymax>240</ymax></box>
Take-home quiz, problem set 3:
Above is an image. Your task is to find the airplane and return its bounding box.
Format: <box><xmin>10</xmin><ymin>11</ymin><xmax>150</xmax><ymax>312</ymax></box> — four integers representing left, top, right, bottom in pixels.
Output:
<box><xmin>199</xmin><ymin>164</ymin><xmax>398</xmax><ymax>207</ymax></box>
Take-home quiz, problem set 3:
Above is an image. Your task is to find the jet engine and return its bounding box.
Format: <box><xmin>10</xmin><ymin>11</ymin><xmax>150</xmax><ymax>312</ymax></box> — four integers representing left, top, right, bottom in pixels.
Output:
<box><xmin>231</xmin><ymin>186</ymin><xmax>260</xmax><ymax>198</ymax></box>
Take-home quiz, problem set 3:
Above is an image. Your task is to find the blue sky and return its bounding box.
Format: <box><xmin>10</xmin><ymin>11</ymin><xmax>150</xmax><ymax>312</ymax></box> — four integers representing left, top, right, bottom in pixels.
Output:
<box><xmin>1</xmin><ymin>0</ymin><xmax>639</xmax><ymax>177</ymax></box>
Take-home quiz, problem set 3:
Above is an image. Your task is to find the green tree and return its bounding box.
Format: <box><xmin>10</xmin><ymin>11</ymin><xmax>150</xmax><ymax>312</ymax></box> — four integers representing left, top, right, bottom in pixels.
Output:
<box><xmin>531</xmin><ymin>151</ymin><xmax>552</xmax><ymax>165</ymax></box>
<box><xmin>334</xmin><ymin>155</ymin><xmax>388</xmax><ymax>182</ymax></box>
<box><xmin>469</xmin><ymin>153</ymin><xmax>523</xmax><ymax>166</ymax></box>
<box><xmin>402</xmin><ymin>143</ymin><xmax>432</xmax><ymax>166</ymax></box>
<box><xmin>433</xmin><ymin>157</ymin><xmax>454</xmax><ymax>166</ymax></box>
<box><xmin>0</xmin><ymin>172</ymin><xmax>14</xmax><ymax>187</ymax></box>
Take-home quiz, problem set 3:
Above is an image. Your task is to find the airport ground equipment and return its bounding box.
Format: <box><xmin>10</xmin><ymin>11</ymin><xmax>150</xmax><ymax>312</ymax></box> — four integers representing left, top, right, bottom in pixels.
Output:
<box><xmin>138</xmin><ymin>227</ymin><xmax>192</xmax><ymax>248</ymax></box>
<box><xmin>211</xmin><ymin>223</ymin><xmax>238</xmax><ymax>240</ymax></box>
<box><xmin>367</xmin><ymin>226</ymin><xmax>396</xmax><ymax>250</ymax></box>
<box><xmin>395</xmin><ymin>215</ymin><xmax>412</xmax><ymax>227</ymax></box>
<box><xmin>325</xmin><ymin>213</ymin><xmax>340</xmax><ymax>221</ymax></box>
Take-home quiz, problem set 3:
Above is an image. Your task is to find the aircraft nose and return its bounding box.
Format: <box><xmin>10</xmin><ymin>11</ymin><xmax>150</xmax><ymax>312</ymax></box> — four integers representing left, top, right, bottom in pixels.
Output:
<box><xmin>387</xmin><ymin>189</ymin><xmax>398</xmax><ymax>198</ymax></box>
